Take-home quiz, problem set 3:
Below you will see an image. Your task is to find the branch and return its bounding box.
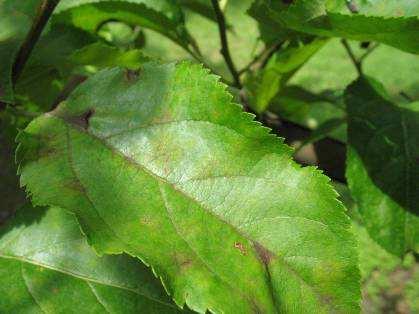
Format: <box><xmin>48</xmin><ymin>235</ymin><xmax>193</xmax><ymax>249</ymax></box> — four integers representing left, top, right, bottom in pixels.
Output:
<box><xmin>12</xmin><ymin>0</ymin><xmax>60</xmax><ymax>85</ymax></box>
<box><xmin>210</xmin><ymin>0</ymin><xmax>241</xmax><ymax>88</ymax></box>
<box><xmin>359</xmin><ymin>43</ymin><xmax>379</xmax><ymax>62</ymax></box>
<box><xmin>238</xmin><ymin>40</ymin><xmax>283</xmax><ymax>75</ymax></box>
<box><xmin>51</xmin><ymin>75</ymin><xmax>87</xmax><ymax>110</ymax></box>
<box><xmin>341</xmin><ymin>39</ymin><xmax>362</xmax><ymax>75</ymax></box>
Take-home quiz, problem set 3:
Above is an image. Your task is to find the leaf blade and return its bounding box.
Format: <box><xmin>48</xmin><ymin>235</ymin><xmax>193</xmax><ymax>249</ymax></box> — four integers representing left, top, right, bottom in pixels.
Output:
<box><xmin>0</xmin><ymin>205</ymin><xmax>183</xmax><ymax>313</ymax></box>
<box><xmin>249</xmin><ymin>0</ymin><xmax>419</xmax><ymax>54</ymax></box>
<box><xmin>18</xmin><ymin>62</ymin><xmax>360</xmax><ymax>313</ymax></box>
<box><xmin>345</xmin><ymin>77</ymin><xmax>419</xmax><ymax>256</ymax></box>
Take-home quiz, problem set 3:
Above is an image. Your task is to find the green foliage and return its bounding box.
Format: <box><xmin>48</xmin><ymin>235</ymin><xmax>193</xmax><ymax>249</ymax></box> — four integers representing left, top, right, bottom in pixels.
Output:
<box><xmin>0</xmin><ymin>0</ymin><xmax>44</xmax><ymax>103</ymax></box>
<box><xmin>0</xmin><ymin>205</ymin><xmax>183</xmax><ymax>313</ymax></box>
<box><xmin>346</xmin><ymin>77</ymin><xmax>419</xmax><ymax>256</ymax></box>
<box><xmin>246</xmin><ymin>38</ymin><xmax>327</xmax><ymax>113</ymax></box>
<box><xmin>1</xmin><ymin>0</ymin><xmax>418</xmax><ymax>313</ymax></box>
<box><xmin>250</xmin><ymin>0</ymin><xmax>419</xmax><ymax>54</ymax></box>
<box><xmin>54</xmin><ymin>0</ymin><xmax>197</xmax><ymax>51</ymax></box>
<box><xmin>17</xmin><ymin>63</ymin><xmax>360</xmax><ymax>313</ymax></box>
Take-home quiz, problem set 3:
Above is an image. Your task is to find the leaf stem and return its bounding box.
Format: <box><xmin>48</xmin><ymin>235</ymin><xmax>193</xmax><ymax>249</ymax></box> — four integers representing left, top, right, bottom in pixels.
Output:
<box><xmin>359</xmin><ymin>43</ymin><xmax>379</xmax><ymax>62</ymax></box>
<box><xmin>210</xmin><ymin>0</ymin><xmax>241</xmax><ymax>88</ymax></box>
<box><xmin>12</xmin><ymin>0</ymin><xmax>61</xmax><ymax>85</ymax></box>
<box><xmin>341</xmin><ymin>39</ymin><xmax>362</xmax><ymax>75</ymax></box>
<box><xmin>238</xmin><ymin>40</ymin><xmax>283</xmax><ymax>76</ymax></box>
<box><xmin>51</xmin><ymin>75</ymin><xmax>87</xmax><ymax>110</ymax></box>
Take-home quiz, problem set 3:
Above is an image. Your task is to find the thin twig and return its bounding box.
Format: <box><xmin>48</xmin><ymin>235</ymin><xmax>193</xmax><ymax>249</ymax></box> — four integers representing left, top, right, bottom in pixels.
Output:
<box><xmin>210</xmin><ymin>0</ymin><xmax>241</xmax><ymax>88</ymax></box>
<box><xmin>51</xmin><ymin>75</ymin><xmax>87</xmax><ymax>110</ymax></box>
<box><xmin>12</xmin><ymin>0</ymin><xmax>61</xmax><ymax>85</ymax></box>
<box><xmin>341</xmin><ymin>39</ymin><xmax>362</xmax><ymax>75</ymax></box>
<box><xmin>7</xmin><ymin>106</ymin><xmax>40</xmax><ymax>118</ymax></box>
<box><xmin>400</xmin><ymin>91</ymin><xmax>413</xmax><ymax>102</ymax></box>
<box><xmin>359</xmin><ymin>43</ymin><xmax>379</xmax><ymax>62</ymax></box>
<box><xmin>238</xmin><ymin>40</ymin><xmax>283</xmax><ymax>75</ymax></box>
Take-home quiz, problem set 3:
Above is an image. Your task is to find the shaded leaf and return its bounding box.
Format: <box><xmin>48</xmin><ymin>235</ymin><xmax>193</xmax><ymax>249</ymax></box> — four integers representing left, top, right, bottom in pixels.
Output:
<box><xmin>18</xmin><ymin>62</ymin><xmax>360</xmax><ymax>313</ymax></box>
<box><xmin>249</xmin><ymin>0</ymin><xmax>419</xmax><ymax>54</ymax></box>
<box><xmin>270</xmin><ymin>86</ymin><xmax>347</xmax><ymax>142</ymax></box>
<box><xmin>0</xmin><ymin>0</ymin><xmax>44</xmax><ymax>103</ymax></box>
<box><xmin>14</xmin><ymin>25</ymin><xmax>95</xmax><ymax>110</ymax></box>
<box><xmin>69</xmin><ymin>42</ymin><xmax>150</xmax><ymax>70</ymax></box>
<box><xmin>0</xmin><ymin>205</ymin><xmax>183</xmax><ymax>313</ymax></box>
<box><xmin>0</xmin><ymin>113</ymin><xmax>27</xmax><ymax>223</ymax></box>
<box><xmin>295</xmin><ymin>118</ymin><xmax>346</xmax><ymax>153</ymax></box>
<box><xmin>345</xmin><ymin>77</ymin><xmax>419</xmax><ymax>256</ymax></box>
<box><xmin>54</xmin><ymin>0</ymin><xmax>197</xmax><ymax>52</ymax></box>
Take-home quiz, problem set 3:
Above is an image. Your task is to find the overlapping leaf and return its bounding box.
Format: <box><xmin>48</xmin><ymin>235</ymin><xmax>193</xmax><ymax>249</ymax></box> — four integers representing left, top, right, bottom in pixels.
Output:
<box><xmin>69</xmin><ymin>42</ymin><xmax>150</xmax><ymax>70</ymax></box>
<box><xmin>14</xmin><ymin>25</ymin><xmax>95</xmax><ymax>110</ymax></box>
<box><xmin>345</xmin><ymin>77</ymin><xmax>419</xmax><ymax>256</ymax></box>
<box><xmin>249</xmin><ymin>0</ymin><xmax>419</xmax><ymax>54</ymax></box>
<box><xmin>0</xmin><ymin>205</ymin><xmax>183</xmax><ymax>313</ymax></box>
<box><xmin>270</xmin><ymin>86</ymin><xmax>347</xmax><ymax>142</ymax></box>
<box><xmin>18</xmin><ymin>62</ymin><xmax>360</xmax><ymax>313</ymax></box>
<box><xmin>54</xmin><ymin>0</ymin><xmax>197</xmax><ymax>52</ymax></box>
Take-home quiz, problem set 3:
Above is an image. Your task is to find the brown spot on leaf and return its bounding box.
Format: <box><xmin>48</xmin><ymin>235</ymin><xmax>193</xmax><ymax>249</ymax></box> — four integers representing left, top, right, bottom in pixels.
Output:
<box><xmin>282</xmin><ymin>0</ymin><xmax>294</xmax><ymax>4</ymax></box>
<box><xmin>234</xmin><ymin>242</ymin><xmax>247</xmax><ymax>255</ymax></box>
<box><xmin>66</xmin><ymin>109</ymin><xmax>95</xmax><ymax>130</ymax></box>
<box><xmin>174</xmin><ymin>253</ymin><xmax>193</xmax><ymax>271</ymax></box>
<box><xmin>254</xmin><ymin>242</ymin><xmax>274</xmax><ymax>265</ymax></box>
<box><xmin>64</xmin><ymin>180</ymin><xmax>84</xmax><ymax>193</ymax></box>
<box><xmin>124</xmin><ymin>69</ymin><xmax>140</xmax><ymax>83</ymax></box>
<box><xmin>346</xmin><ymin>1</ymin><xmax>359</xmax><ymax>13</ymax></box>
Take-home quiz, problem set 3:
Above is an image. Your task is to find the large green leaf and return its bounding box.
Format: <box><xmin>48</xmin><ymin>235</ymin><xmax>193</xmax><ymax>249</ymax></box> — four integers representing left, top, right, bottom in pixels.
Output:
<box><xmin>0</xmin><ymin>0</ymin><xmax>44</xmax><ymax>103</ymax></box>
<box><xmin>54</xmin><ymin>0</ymin><xmax>197</xmax><ymax>51</ymax></box>
<box><xmin>345</xmin><ymin>77</ymin><xmax>419</xmax><ymax>256</ymax></box>
<box><xmin>18</xmin><ymin>62</ymin><xmax>360</xmax><ymax>313</ymax></box>
<box><xmin>0</xmin><ymin>205</ymin><xmax>183</xmax><ymax>313</ymax></box>
<box><xmin>249</xmin><ymin>0</ymin><xmax>419</xmax><ymax>54</ymax></box>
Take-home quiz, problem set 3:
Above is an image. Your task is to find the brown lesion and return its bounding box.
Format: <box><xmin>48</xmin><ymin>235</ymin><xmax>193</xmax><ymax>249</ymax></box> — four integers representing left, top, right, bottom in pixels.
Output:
<box><xmin>64</xmin><ymin>108</ymin><xmax>95</xmax><ymax>130</ymax></box>
<box><xmin>64</xmin><ymin>179</ymin><xmax>85</xmax><ymax>193</ymax></box>
<box><xmin>234</xmin><ymin>241</ymin><xmax>247</xmax><ymax>255</ymax></box>
<box><xmin>124</xmin><ymin>69</ymin><xmax>140</xmax><ymax>83</ymax></box>
<box><xmin>173</xmin><ymin>253</ymin><xmax>193</xmax><ymax>271</ymax></box>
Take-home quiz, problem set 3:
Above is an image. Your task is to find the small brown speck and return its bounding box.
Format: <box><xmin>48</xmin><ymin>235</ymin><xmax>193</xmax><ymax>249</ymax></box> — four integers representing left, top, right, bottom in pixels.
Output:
<box><xmin>234</xmin><ymin>242</ymin><xmax>247</xmax><ymax>255</ymax></box>
<box><xmin>124</xmin><ymin>69</ymin><xmax>140</xmax><ymax>82</ymax></box>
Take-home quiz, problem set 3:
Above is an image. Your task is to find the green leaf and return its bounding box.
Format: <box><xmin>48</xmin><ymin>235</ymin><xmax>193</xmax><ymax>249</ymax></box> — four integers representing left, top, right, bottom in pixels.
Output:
<box><xmin>178</xmin><ymin>0</ymin><xmax>217</xmax><ymax>23</ymax></box>
<box><xmin>246</xmin><ymin>38</ymin><xmax>327</xmax><ymax>113</ymax></box>
<box><xmin>54</xmin><ymin>0</ymin><xmax>197</xmax><ymax>51</ymax></box>
<box><xmin>345</xmin><ymin>77</ymin><xmax>419</xmax><ymax>256</ymax></box>
<box><xmin>249</xmin><ymin>0</ymin><xmax>419</xmax><ymax>54</ymax></box>
<box><xmin>0</xmin><ymin>205</ymin><xmax>183</xmax><ymax>313</ymax></box>
<box><xmin>270</xmin><ymin>86</ymin><xmax>347</xmax><ymax>142</ymax></box>
<box><xmin>69</xmin><ymin>42</ymin><xmax>150</xmax><ymax>70</ymax></box>
<box><xmin>14</xmin><ymin>25</ymin><xmax>95</xmax><ymax>110</ymax></box>
<box><xmin>248</xmin><ymin>0</ymin><xmax>295</xmax><ymax>45</ymax></box>
<box><xmin>18</xmin><ymin>62</ymin><xmax>360</xmax><ymax>313</ymax></box>
<box><xmin>0</xmin><ymin>0</ymin><xmax>44</xmax><ymax>103</ymax></box>
<box><xmin>295</xmin><ymin>118</ymin><xmax>346</xmax><ymax>153</ymax></box>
